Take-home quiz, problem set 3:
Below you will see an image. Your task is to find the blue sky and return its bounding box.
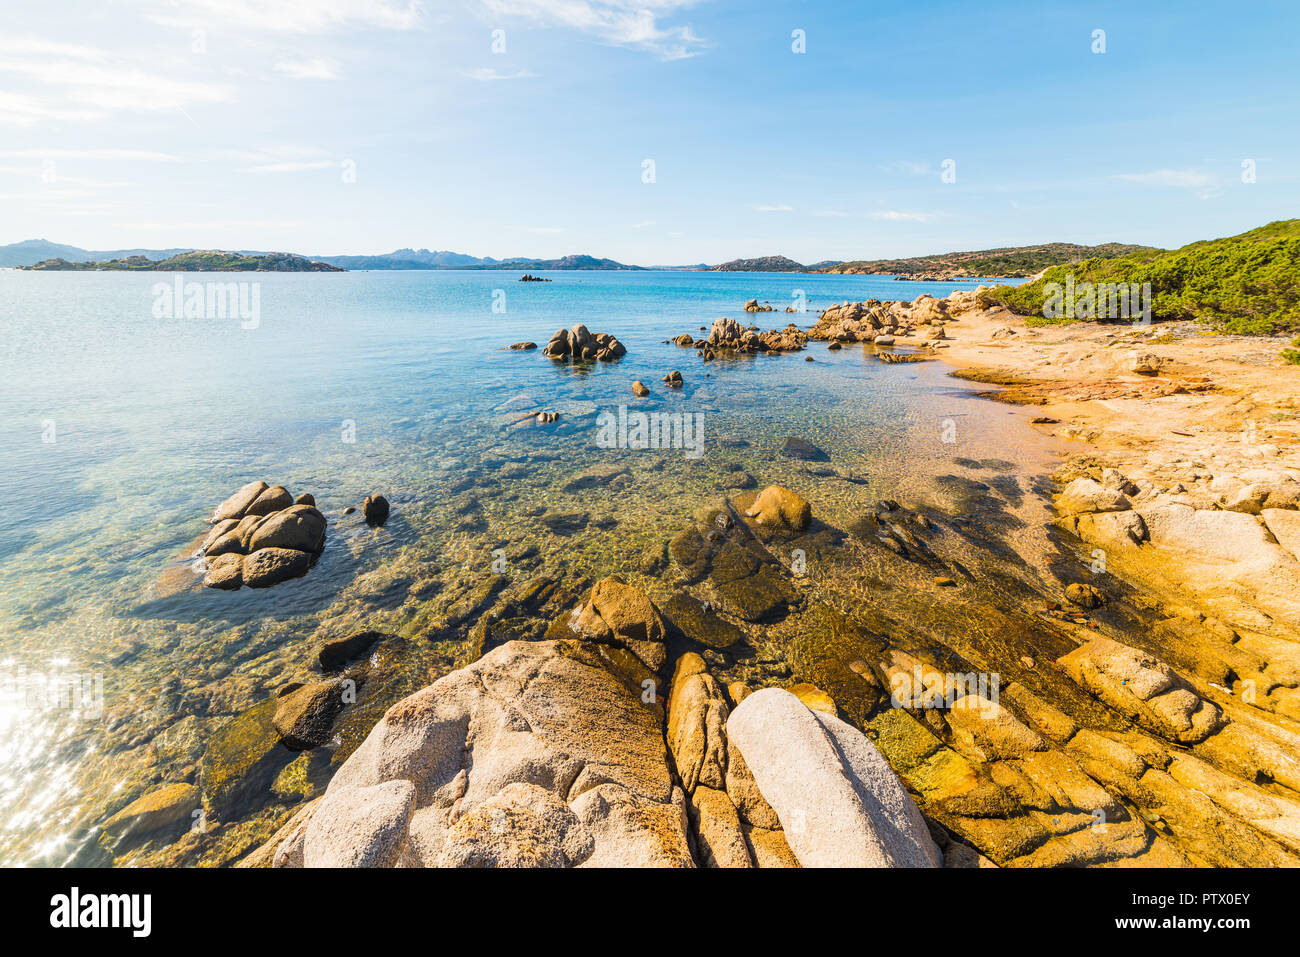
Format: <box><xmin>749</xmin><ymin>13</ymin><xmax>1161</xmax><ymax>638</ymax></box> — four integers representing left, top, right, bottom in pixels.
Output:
<box><xmin>1</xmin><ymin>0</ymin><xmax>1297</xmax><ymax>263</ymax></box>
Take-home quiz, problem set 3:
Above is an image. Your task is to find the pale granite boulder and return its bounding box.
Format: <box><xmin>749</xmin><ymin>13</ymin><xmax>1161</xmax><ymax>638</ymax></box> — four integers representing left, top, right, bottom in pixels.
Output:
<box><xmin>726</xmin><ymin>688</ymin><xmax>940</xmax><ymax>867</ymax></box>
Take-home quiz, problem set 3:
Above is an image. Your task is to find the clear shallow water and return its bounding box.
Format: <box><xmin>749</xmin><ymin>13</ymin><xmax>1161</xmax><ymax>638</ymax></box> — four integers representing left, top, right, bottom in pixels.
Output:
<box><xmin>0</xmin><ymin>268</ymin><xmax>1045</xmax><ymax>865</ymax></box>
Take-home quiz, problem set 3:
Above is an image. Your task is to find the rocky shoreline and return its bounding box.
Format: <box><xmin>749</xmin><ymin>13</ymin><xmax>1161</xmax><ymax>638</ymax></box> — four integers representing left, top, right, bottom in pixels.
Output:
<box><xmin>89</xmin><ymin>287</ymin><xmax>1300</xmax><ymax>869</ymax></box>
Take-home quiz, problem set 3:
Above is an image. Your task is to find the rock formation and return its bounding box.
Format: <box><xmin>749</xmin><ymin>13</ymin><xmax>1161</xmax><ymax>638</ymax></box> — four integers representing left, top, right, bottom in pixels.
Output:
<box><xmin>542</xmin><ymin>323</ymin><xmax>627</xmax><ymax>361</ymax></box>
<box><xmin>199</xmin><ymin>481</ymin><xmax>326</xmax><ymax>590</ymax></box>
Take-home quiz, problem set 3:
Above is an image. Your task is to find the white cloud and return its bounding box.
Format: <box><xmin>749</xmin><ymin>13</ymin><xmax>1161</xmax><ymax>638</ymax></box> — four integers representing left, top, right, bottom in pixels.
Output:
<box><xmin>630</xmin><ymin>220</ymin><xmax>656</xmax><ymax>228</ymax></box>
<box><xmin>119</xmin><ymin>219</ymin><xmax>305</xmax><ymax>230</ymax></box>
<box><xmin>885</xmin><ymin>160</ymin><xmax>932</xmax><ymax>176</ymax></box>
<box><xmin>463</xmin><ymin>67</ymin><xmax>537</xmax><ymax>81</ymax></box>
<box><xmin>869</xmin><ymin>210</ymin><xmax>934</xmax><ymax>222</ymax></box>
<box><xmin>0</xmin><ymin>148</ymin><xmax>182</xmax><ymax>162</ymax></box>
<box><xmin>274</xmin><ymin>58</ymin><xmax>340</xmax><ymax>80</ymax></box>
<box><xmin>241</xmin><ymin>160</ymin><xmax>338</xmax><ymax>173</ymax></box>
<box><xmin>479</xmin><ymin>1</ymin><xmax>708</xmax><ymax>60</ymax></box>
<box><xmin>1115</xmin><ymin>169</ymin><xmax>1214</xmax><ymax>189</ymax></box>
<box><xmin>526</xmin><ymin>226</ymin><xmax>564</xmax><ymax>233</ymax></box>
<box><xmin>754</xmin><ymin>204</ymin><xmax>793</xmax><ymax>212</ymax></box>
<box><xmin>144</xmin><ymin>0</ymin><xmax>424</xmax><ymax>33</ymax></box>
<box><xmin>0</xmin><ymin>37</ymin><xmax>231</xmax><ymax>121</ymax></box>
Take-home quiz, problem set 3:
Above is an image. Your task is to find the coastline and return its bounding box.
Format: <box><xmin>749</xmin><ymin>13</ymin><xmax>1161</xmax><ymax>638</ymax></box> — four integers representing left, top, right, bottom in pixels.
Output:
<box><xmin>14</xmin><ymin>277</ymin><xmax>1300</xmax><ymax>870</ymax></box>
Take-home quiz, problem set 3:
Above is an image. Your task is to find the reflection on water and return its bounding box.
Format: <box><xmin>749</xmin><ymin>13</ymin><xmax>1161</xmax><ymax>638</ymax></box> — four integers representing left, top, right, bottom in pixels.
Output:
<box><xmin>0</xmin><ymin>269</ymin><xmax>1048</xmax><ymax>865</ymax></box>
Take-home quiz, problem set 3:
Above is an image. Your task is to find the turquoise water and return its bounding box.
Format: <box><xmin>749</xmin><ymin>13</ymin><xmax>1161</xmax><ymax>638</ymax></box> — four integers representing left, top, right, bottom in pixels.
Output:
<box><xmin>0</xmin><ymin>268</ymin><xmax>1043</xmax><ymax>865</ymax></box>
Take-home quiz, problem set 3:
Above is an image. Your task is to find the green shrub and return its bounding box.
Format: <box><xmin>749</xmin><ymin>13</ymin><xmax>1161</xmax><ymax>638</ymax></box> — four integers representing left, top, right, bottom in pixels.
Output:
<box><xmin>981</xmin><ymin>220</ymin><xmax>1300</xmax><ymax>336</ymax></box>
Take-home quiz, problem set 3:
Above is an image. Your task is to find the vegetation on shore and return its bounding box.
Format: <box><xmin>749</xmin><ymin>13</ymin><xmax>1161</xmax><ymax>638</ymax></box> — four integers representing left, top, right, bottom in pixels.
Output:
<box><xmin>710</xmin><ymin>255</ymin><xmax>843</xmax><ymax>272</ymax></box>
<box><xmin>23</xmin><ymin>250</ymin><xmax>344</xmax><ymax>272</ymax></box>
<box><xmin>980</xmin><ymin>220</ymin><xmax>1300</xmax><ymax>336</ymax></box>
<box><xmin>824</xmin><ymin>242</ymin><xmax>1153</xmax><ymax>278</ymax></box>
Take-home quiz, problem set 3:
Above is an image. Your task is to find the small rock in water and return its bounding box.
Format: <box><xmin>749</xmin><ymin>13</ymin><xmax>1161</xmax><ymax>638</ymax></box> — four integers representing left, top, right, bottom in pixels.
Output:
<box><xmin>319</xmin><ymin>630</ymin><xmax>385</xmax><ymax>671</ymax></box>
<box><xmin>1065</xmin><ymin>582</ymin><xmax>1105</xmax><ymax>609</ymax></box>
<box><xmin>632</xmin><ymin>380</ymin><xmax>650</xmax><ymax>397</ymax></box>
<box><xmin>363</xmin><ymin>494</ymin><xmax>390</xmax><ymax>527</ymax></box>
<box><xmin>664</xmin><ymin>370</ymin><xmax>683</xmax><ymax>388</ymax></box>
<box><xmin>509</xmin><ymin>341</ymin><xmax>537</xmax><ymax>350</ymax></box>
<box><xmin>535</xmin><ymin>411</ymin><xmax>560</xmax><ymax>424</ymax></box>
<box><xmin>343</xmin><ymin>506</ymin><xmax>356</xmax><ymax>515</ymax></box>
<box><xmin>294</xmin><ymin>493</ymin><xmax>315</xmax><ymax>506</ymax></box>
<box><xmin>780</xmin><ymin>436</ymin><xmax>829</xmax><ymax>462</ymax></box>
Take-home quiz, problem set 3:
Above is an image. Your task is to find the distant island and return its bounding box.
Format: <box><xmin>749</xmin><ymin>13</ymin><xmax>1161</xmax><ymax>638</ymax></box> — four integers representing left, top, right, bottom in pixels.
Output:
<box><xmin>2</xmin><ymin>238</ymin><xmax>1154</xmax><ymax>276</ymax></box>
<box><xmin>22</xmin><ymin>250</ymin><xmax>343</xmax><ymax>272</ymax></box>
<box><xmin>710</xmin><ymin>255</ymin><xmax>844</xmax><ymax>273</ymax></box>
<box><xmin>823</xmin><ymin>242</ymin><xmax>1155</xmax><ymax>279</ymax></box>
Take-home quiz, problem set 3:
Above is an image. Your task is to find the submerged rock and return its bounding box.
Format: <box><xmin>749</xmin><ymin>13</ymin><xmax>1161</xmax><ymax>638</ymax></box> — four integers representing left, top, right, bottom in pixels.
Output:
<box><xmin>661</xmin><ymin>592</ymin><xmax>744</xmax><ymax>649</ymax></box>
<box><xmin>273</xmin><ymin>680</ymin><xmax>350</xmax><ymax>751</ymax></box>
<box><xmin>102</xmin><ymin>783</ymin><xmax>200</xmax><ymax>841</ymax></box>
<box><xmin>780</xmin><ymin>436</ymin><xmax>829</xmax><ymax>462</ymax></box>
<box><xmin>319</xmin><ymin>630</ymin><xmax>385</xmax><ymax>672</ymax></box>
<box><xmin>743</xmin><ymin>485</ymin><xmax>812</xmax><ymax>533</ymax></box>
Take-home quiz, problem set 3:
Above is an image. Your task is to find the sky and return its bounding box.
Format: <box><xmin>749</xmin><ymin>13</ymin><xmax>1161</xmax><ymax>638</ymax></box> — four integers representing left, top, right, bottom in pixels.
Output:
<box><xmin>1</xmin><ymin>0</ymin><xmax>1297</xmax><ymax>264</ymax></box>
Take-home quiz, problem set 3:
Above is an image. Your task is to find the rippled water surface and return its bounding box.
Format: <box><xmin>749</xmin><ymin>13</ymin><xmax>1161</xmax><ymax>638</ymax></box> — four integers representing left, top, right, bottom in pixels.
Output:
<box><xmin>0</xmin><ymin>268</ymin><xmax>1048</xmax><ymax>865</ymax></box>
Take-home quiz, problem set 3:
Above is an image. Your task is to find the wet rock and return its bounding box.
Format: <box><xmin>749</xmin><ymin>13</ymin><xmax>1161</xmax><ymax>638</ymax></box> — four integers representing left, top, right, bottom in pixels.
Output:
<box><xmin>560</xmin><ymin>464</ymin><xmax>631</xmax><ymax>493</ymax></box>
<box><xmin>664</xmin><ymin>370</ymin><xmax>683</xmax><ymax>388</ymax></box>
<box><xmin>273</xmin><ymin>680</ymin><xmax>351</xmax><ymax>751</ymax></box>
<box><xmin>662</xmin><ymin>593</ymin><xmax>744</xmax><ymax>649</ymax></box>
<box><xmin>248</xmin><ymin>505</ymin><xmax>326</xmax><ymax>554</ymax></box>
<box><xmin>1065</xmin><ymin>582</ymin><xmax>1105</xmax><ymax>609</ymax></box>
<box><xmin>201</xmin><ymin>698</ymin><xmax>295</xmax><ymax>820</ymax></box>
<box><xmin>247</xmin><ymin>485</ymin><xmax>294</xmax><ymax>516</ymax></box>
<box><xmin>203</xmin><ymin>553</ymin><xmax>244</xmax><ymax>590</ymax></box>
<box><xmin>727</xmin><ymin>688</ymin><xmax>941</xmax><ymax>867</ymax></box>
<box><xmin>944</xmin><ymin>695</ymin><xmax>1047</xmax><ymax>760</ymax></box>
<box><xmin>789</xmin><ymin>683</ymin><xmax>837</xmax><ymax>715</ymax></box>
<box><xmin>543</xmin><ymin>324</ymin><xmax>626</xmax><ymax>361</ymax></box>
<box><xmin>632</xmin><ymin>380</ymin><xmax>650</xmax><ymax>397</ymax></box>
<box><xmin>570</xmin><ymin>576</ymin><xmax>667</xmax><ymax>671</ymax></box>
<box><xmin>509</xmin><ymin>341</ymin><xmax>537</xmax><ymax>350</ymax></box>
<box><xmin>363</xmin><ymin>494</ymin><xmax>390</xmax><ymax>527</ymax></box>
<box><xmin>319</xmin><ymin>630</ymin><xmax>385</xmax><ymax>672</ymax></box>
<box><xmin>743</xmin><ymin>485</ymin><xmax>812</xmax><ymax>533</ymax></box>
<box><xmin>243</xmin><ymin>547</ymin><xmax>311</xmax><ymax>588</ymax></box>
<box><xmin>270</xmin><ymin>640</ymin><xmax>690</xmax><ymax>868</ymax></box>
<box><xmin>781</xmin><ymin>436</ymin><xmax>829</xmax><ymax>462</ymax></box>
<box><xmin>102</xmin><ymin>783</ymin><xmax>200</xmax><ymax>840</ymax></box>
<box><xmin>539</xmin><ymin>509</ymin><xmax>589</xmax><ymax>534</ymax></box>
<box><xmin>294</xmin><ymin>493</ymin><xmax>316</xmax><ymax>507</ymax></box>
<box><xmin>211</xmin><ymin>480</ymin><xmax>268</xmax><ymax>523</ymax></box>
